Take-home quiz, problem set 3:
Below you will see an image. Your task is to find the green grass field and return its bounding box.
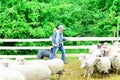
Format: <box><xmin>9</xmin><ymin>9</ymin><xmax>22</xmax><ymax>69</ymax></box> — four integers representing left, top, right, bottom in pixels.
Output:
<box><xmin>51</xmin><ymin>57</ymin><xmax>120</xmax><ymax>80</ymax></box>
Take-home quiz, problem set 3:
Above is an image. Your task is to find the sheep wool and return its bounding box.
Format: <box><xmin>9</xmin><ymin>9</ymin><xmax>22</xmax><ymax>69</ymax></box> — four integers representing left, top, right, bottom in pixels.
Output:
<box><xmin>95</xmin><ymin>57</ymin><xmax>111</xmax><ymax>73</ymax></box>
<box><xmin>80</xmin><ymin>57</ymin><xmax>97</xmax><ymax>80</ymax></box>
<box><xmin>44</xmin><ymin>58</ymin><xmax>64</xmax><ymax>75</ymax></box>
<box><xmin>111</xmin><ymin>55</ymin><xmax>120</xmax><ymax>72</ymax></box>
<box><xmin>0</xmin><ymin>67</ymin><xmax>25</xmax><ymax>80</ymax></box>
<box><xmin>17</xmin><ymin>58</ymin><xmax>64</xmax><ymax>79</ymax></box>
<box><xmin>25</xmin><ymin>58</ymin><xmax>64</xmax><ymax>76</ymax></box>
<box><xmin>8</xmin><ymin>64</ymin><xmax>51</xmax><ymax>80</ymax></box>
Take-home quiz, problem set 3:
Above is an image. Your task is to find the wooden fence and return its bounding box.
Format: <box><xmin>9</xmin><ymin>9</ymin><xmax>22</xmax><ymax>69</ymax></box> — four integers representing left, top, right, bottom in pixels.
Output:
<box><xmin>0</xmin><ymin>37</ymin><xmax>119</xmax><ymax>58</ymax></box>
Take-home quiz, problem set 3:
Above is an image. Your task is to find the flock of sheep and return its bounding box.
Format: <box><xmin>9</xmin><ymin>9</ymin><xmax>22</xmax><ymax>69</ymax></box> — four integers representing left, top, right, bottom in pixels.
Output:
<box><xmin>1</xmin><ymin>41</ymin><xmax>120</xmax><ymax>80</ymax></box>
<box><xmin>0</xmin><ymin>57</ymin><xmax>64</xmax><ymax>80</ymax></box>
<box><xmin>79</xmin><ymin>41</ymin><xmax>120</xmax><ymax>80</ymax></box>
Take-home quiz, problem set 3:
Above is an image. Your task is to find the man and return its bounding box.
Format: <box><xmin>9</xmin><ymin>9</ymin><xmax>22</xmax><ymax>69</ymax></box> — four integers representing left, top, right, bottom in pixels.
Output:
<box><xmin>51</xmin><ymin>25</ymin><xmax>68</xmax><ymax>64</ymax></box>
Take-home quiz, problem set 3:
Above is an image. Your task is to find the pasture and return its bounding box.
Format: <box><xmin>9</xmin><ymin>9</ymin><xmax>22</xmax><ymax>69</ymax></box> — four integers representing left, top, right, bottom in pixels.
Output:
<box><xmin>51</xmin><ymin>56</ymin><xmax>120</xmax><ymax>80</ymax></box>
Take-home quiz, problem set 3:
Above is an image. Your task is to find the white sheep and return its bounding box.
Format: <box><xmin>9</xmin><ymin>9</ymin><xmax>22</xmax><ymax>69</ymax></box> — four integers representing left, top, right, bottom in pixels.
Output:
<box><xmin>102</xmin><ymin>46</ymin><xmax>119</xmax><ymax>63</ymax></box>
<box><xmin>80</xmin><ymin>57</ymin><xmax>97</xmax><ymax>80</ymax></box>
<box><xmin>88</xmin><ymin>44</ymin><xmax>102</xmax><ymax>54</ymax></box>
<box><xmin>113</xmin><ymin>41</ymin><xmax>120</xmax><ymax>47</ymax></box>
<box><xmin>0</xmin><ymin>58</ymin><xmax>19</xmax><ymax>67</ymax></box>
<box><xmin>0</xmin><ymin>58</ymin><xmax>27</xmax><ymax>68</ymax></box>
<box><xmin>91</xmin><ymin>49</ymin><xmax>102</xmax><ymax>57</ymax></box>
<box><xmin>111</xmin><ymin>54</ymin><xmax>120</xmax><ymax>74</ymax></box>
<box><xmin>0</xmin><ymin>58</ymin><xmax>10</xmax><ymax>67</ymax></box>
<box><xmin>8</xmin><ymin>63</ymin><xmax>51</xmax><ymax>80</ymax></box>
<box><xmin>0</xmin><ymin>67</ymin><xmax>25</xmax><ymax>80</ymax></box>
<box><xmin>79</xmin><ymin>53</ymin><xmax>86</xmax><ymax>61</ymax></box>
<box><xmin>112</xmin><ymin>42</ymin><xmax>120</xmax><ymax>54</ymax></box>
<box><xmin>16</xmin><ymin>57</ymin><xmax>26</xmax><ymax>65</ymax></box>
<box><xmin>20</xmin><ymin>58</ymin><xmax>64</xmax><ymax>79</ymax></box>
<box><xmin>89</xmin><ymin>45</ymin><xmax>98</xmax><ymax>54</ymax></box>
<box><xmin>43</xmin><ymin>58</ymin><xmax>64</xmax><ymax>76</ymax></box>
<box><xmin>100</xmin><ymin>44</ymin><xmax>114</xmax><ymax>57</ymax></box>
<box><xmin>95</xmin><ymin>57</ymin><xmax>111</xmax><ymax>75</ymax></box>
<box><xmin>79</xmin><ymin>54</ymin><xmax>93</xmax><ymax>61</ymax></box>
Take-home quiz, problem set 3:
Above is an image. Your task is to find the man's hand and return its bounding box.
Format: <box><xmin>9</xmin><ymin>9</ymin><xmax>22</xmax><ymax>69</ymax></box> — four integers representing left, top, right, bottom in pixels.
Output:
<box><xmin>53</xmin><ymin>44</ymin><xmax>59</xmax><ymax>47</ymax></box>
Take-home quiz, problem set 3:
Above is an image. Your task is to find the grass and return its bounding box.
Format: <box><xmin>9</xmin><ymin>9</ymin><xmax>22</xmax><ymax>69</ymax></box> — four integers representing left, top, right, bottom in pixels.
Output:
<box><xmin>50</xmin><ymin>57</ymin><xmax>120</xmax><ymax>80</ymax></box>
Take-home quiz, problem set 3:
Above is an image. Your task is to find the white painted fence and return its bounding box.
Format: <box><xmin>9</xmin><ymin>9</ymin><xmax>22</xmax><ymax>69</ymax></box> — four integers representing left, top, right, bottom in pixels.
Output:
<box><xmin>0</xmin><ymin>37</ymin><xmax>119</xmax><ymax>50</ymax></box>
<box><xmin>0</xmin><ymin>37</ymin><xmax>120</xmax><ymax>42</ymax></box>
<box><xmin>0</xmin><ymin>37</ymin><xmax>119</xmax><ymax>58</ymax></box>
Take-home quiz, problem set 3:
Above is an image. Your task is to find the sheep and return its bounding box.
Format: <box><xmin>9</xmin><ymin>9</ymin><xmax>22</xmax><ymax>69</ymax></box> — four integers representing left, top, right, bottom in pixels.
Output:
<box><xmin>94</xmin><ymin>57</ymin><xmax>111</xmax><ymax>78</ymax></box>
<box><xmin>101</xmin><ymin>45</ymin><xmax>119</xmax><ymax>63</ymax></box>
<box><xmin>16</xmin><ymin>57</ymin><xmax>26</xmax><ymax>65</ymax></box>
<box><xmin>89</xmin><ymin>45</ymin><xmax>98</xmax><ymax>54</ymax></box>
<box><xmin>38</xmin><ymin>48</ymin><xmax>53</xmax><ymax>59</ymax></box>
<box><xmin>91</xmin><ymin>49</ymin><xmax>102</xmax><ymax>57</ymax></box>
<box><xmin>43</xmin><ymin>58</ymin><xmax>64</xmax><ymax>78</ymax></box>
<box><xmin>0</xmin><ymin>58</ymin><xmax>19</xmax><ymax>67</ymax></box>
<box><xmin>112</xmin><ymin>41</ymin><xmax>120</xmax><ymax>53</ymax></box>
<box><xmin>99</xmin><ymin>43</ymin><xmax>113</xmax><ymax>57</ymax></box>
<box><xmin>0</xmin><ymin>67</ymin><xmax>25</xmax><ymax>80</ymax></box>
<box><xmin>0</xmin><ymin>58</ymin><xmax>26</xmax><ymax>67</ymax></box>
<box><xmin>91</xmin><ymin>43</ymin><xmax>112</xmax><ymax>57</ymax></box>
<box><xmin>113</xmin><ymin>41</ymin><xmax>120</xmax><ymax>47</ymax></box>
<box><xmin>8</xmin><ymin>63</ymin><xmax>51</xmax><ymax>80</ymax></box>
<box><xmin>79</xmin><ymin>53</ymin><xmax>89</xmax><ymax>61</ymax></box>
<box><xmin>88</xmin><ymin>44</ymin><xmax>102</xmax><ymax>54</ymax></box>
<box><xmin>88</xmin><ymin>46</ymin><xmax>105</xmax><ymax>57</ymax></box>
<box><xmin>80</xmin><ymin>57</ymin><xmax>97</xmax><ymax>80</ymax></box>
<box><xmin>0</xmin><ymin>58</ymin><xmax>10</xmax><ymax>67</ymax></box>
<box><xmin>111</xmin><ymin>54</ymin><xmax>120</xmax><ymax>74</ymax></box>
<box><xmin>19</xmin><ymin>58</ymin><xmax>64</xmax><ymax>80</ymax></box>
<box><xmin>0</xmin><ymin>58</ymin><xmax>51</xmax><ymax>80</ymax></box>
<box><xmin>79</xmin><ymin>53</ymin><xmax>95</xmax><ymax>61</ymax></box>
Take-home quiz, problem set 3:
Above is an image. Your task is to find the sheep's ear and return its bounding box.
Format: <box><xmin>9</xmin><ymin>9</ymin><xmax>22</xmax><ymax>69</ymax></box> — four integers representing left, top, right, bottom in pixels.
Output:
<box><xmin>113</xmin><ymin>55</ymin><xmax>117</xmax><ymax>58</ymax></box>
<box><xmin>95</xmin><ymin>58</ymin><xmax>100</xmax><ymax>64</ymax></box>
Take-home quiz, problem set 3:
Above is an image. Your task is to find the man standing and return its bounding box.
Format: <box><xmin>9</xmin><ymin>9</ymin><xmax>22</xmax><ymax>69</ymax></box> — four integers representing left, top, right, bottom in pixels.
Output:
<box><xmin>51</xmin><ymin>25</ymin><xmax>68</xmax><ymax>64</ymax></box>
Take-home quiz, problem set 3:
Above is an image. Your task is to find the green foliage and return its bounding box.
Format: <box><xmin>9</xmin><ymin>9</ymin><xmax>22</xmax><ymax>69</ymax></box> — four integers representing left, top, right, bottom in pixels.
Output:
<box><xmin>0</xmin><ymin>0</ymin><xmax>119</xmax><ymax>55</ymax></box>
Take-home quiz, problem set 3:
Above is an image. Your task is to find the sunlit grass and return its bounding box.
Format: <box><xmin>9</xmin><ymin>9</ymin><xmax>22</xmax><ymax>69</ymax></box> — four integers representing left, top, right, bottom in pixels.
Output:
<box><xmin>51</xmin><ymin>57</ymin><xmax>120</xmax><ymax>80</ymax></box>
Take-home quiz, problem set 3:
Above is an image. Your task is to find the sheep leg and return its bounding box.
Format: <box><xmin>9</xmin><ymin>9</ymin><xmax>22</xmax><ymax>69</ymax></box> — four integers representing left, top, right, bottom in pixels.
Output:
<box><xmin>58</xmin><ymin>74</ymin><xmax>61</xmax><ymax>80</ymax></box>
<box><xmin>107</xmin><ymin>73</ymin><xmax>110</xmax><ymax>77</ymax></box>
<box><xmin>100</xmin><ymin>71</ymin><xmax>105</xmax><ymax>79</ymax></box>
<box><xmin>87</xmin><ymin>73</ymin><xmax>91</xmax><ymax>80</ymax></box>
<box><xmin>105</xmin><ymin>71</ymin><xmax>110</xmax><ymax>77</ymax></box>
<box><xmin>103</xmin><ymin>71</ymin><xmax>109</xmax><ymax>78</ymax></box>
<box><xmin>100</xmin><ymin>72</ymin><xmax>103</xmax><ymax>79</ymax></box>
<box><xmin>115</xmin><ymin>70</ymin><xmax>118</xmax><ymax>74</ymax></box>
<box><xmin>58</xmin><ymin>71</ymin><xmax>63</xmax><ymax>80</ymax></box>
<box><xmin>83</xmin><ymin>70</ymin><xmax>87</xmax><ymax>78</ymax></box>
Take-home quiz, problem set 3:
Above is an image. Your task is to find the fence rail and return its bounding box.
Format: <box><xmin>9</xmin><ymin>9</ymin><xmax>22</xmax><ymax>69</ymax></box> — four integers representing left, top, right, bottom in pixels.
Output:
<box><xmin>0</xmin><ymin>37</ymin><xmax>119</xmax><ymax>58</ymax></box>
<box><xmin>0</xmin><ymin>54</ymin><xmax>81</xmax><ymax>58</ymax></box>
<box><xmin>0</xmin><ymin>46</ymin><xmax>90</xmax><ymax>50</ymax></box>
<box><xmin>0</xmin><ymin>37</ymin><xmax>119</xmax><ymax>50</ymax></box>
<box><xmin>0</xmin><ymin>37</ymin><xmax>120</xmax><ymax>42</ymax></box>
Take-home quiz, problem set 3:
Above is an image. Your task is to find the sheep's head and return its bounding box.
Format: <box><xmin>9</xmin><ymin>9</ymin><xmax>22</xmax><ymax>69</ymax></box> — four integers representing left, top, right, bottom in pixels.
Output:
<box><xmin>79</xmin><ymin>55</ymin><xmax>86</xmax><ymax>61</ymax></box>
<box><xmin>112</xmin><ymin>55</ymin><xmax>118</xmax><ymax>60</ymax></box>
<box><xmin>81</xmin><ymin>61</ymin><xmax>88</xmax><ymax>68</ymax></box>
<box><xmin>94</xmin><ymin>58</ymin><xmax>101</xmax><ymax>65</ymax></box>
<box><xmin>97</xmin><ymin>44</ymin><xmax>102</xmax><ymax>49</ymax></box>
<box><xmin>100</xmin><ymin>47</ymin><xmax>111</xmax><ymax>57</ymax></box>
<box><xmin>0</xmin><ymin>58</ymin><xmax>9</xmax><ymax>67</ymax></box>
<box><xmin>16</xmin><ymin>57</ymin><xmax>25</xmax><ymax>65</ymax></box>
